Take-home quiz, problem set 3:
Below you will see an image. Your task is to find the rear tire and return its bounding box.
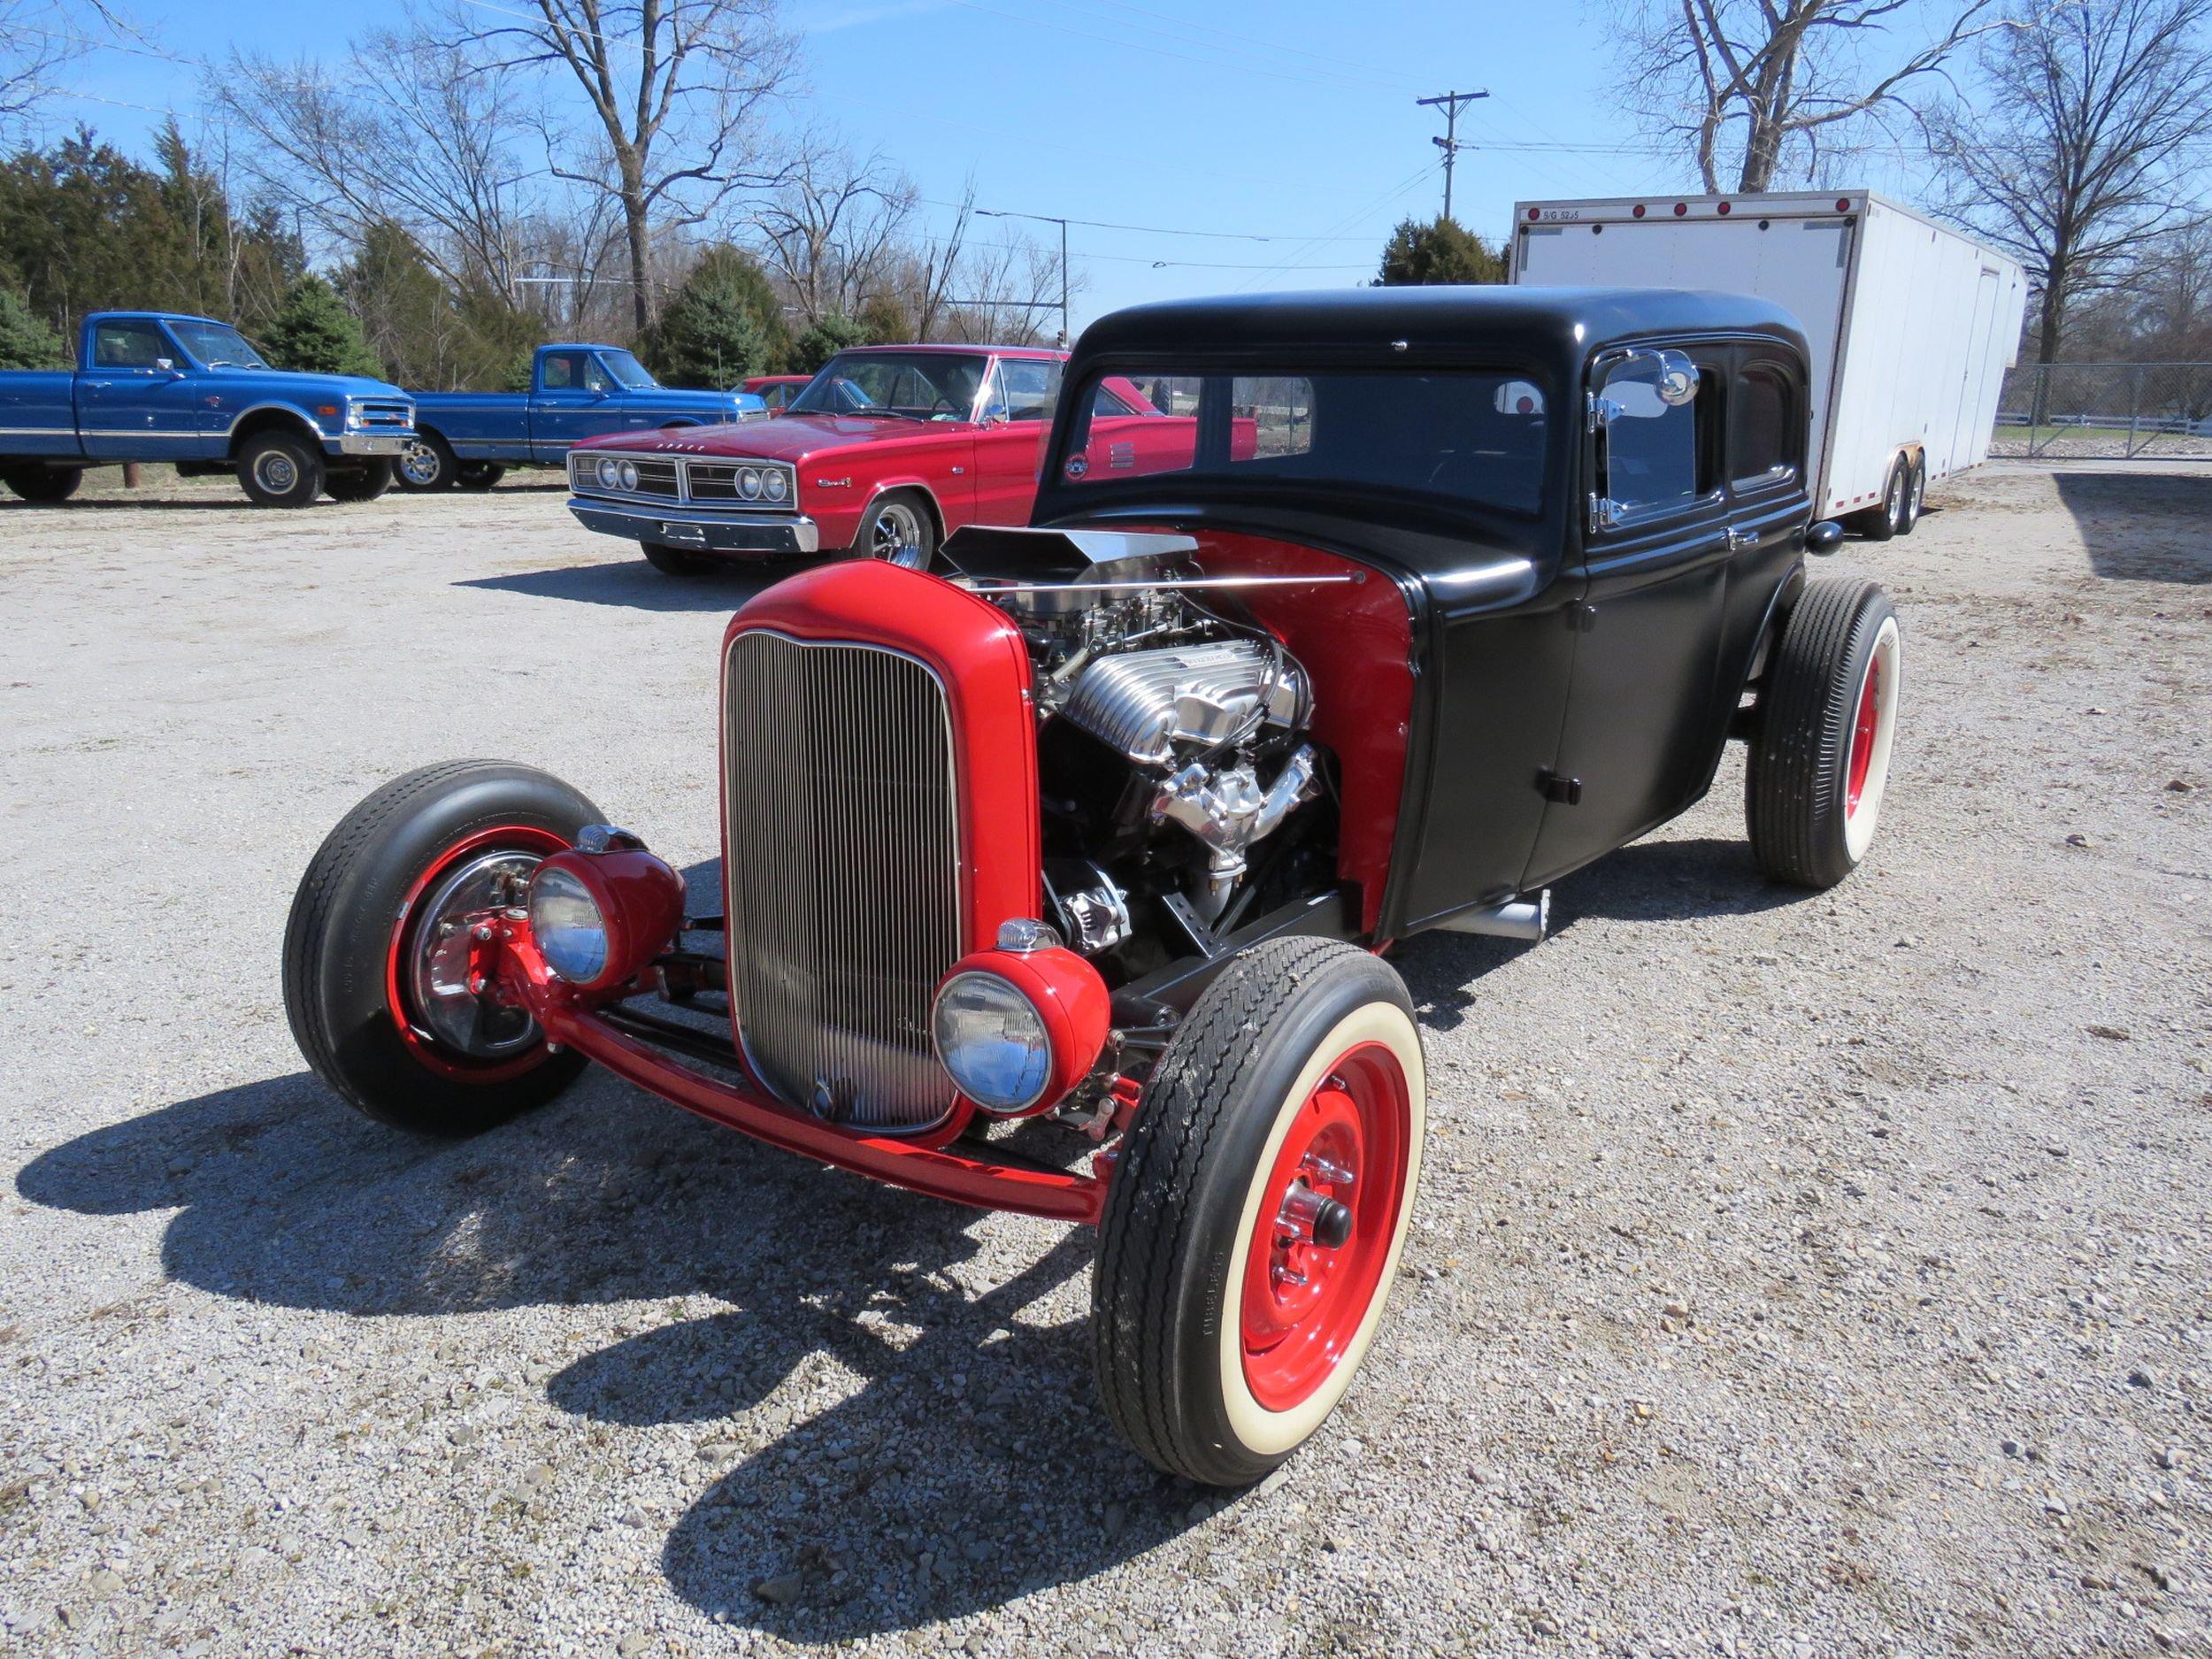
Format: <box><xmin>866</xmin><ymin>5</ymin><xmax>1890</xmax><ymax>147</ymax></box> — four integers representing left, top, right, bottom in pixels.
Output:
<box><xmin>641</xmin><ymin>541</ymin><xmax>717</xmax><ymax>577</ymax></box>
<box><xmin>283</xmin><ymin>760</ymin><xmax>602</xmax><ymax>1133</ymax></box>
<box><xmin>1093</xmin><ymin>937</ymin><xmax>1425</xmax><ymax>1486</ymax></box>
<box><xmin>1746</xmin><ymin>578</ymin><xmax>1901</xmax><ymax>889</ymax></box>
<box><xmin>326</xmin><ymin>460</ymin><xmax>393</xmax><ymax>503</ymax></box>
<box><xmin>2</xmin><ymin>465</ymin><xmax>81</xmax><ymax>503</ymax></box>
<box><xmin>456</xmin><ymin>461</ymin><xmax>506</xmax><ymax>491</ymax></box>
<box><xmin>395</xmin><ymin>435</ymin><xmax>457</xmax><ymax>491</ymax></box>
<box><xmin>238</xmin><ymin>432</ymin><xmax>325</xmax><ymax>508</ymax></box>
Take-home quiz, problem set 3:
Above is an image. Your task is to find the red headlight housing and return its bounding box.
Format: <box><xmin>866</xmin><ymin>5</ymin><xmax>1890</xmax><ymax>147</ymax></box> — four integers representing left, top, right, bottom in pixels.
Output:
<box><xmin>932</xmin><ymin>939</ymin><xmax>1110</xmax><ymax>1116</ymax></box>
<box><xmin>526</xmin><ymin>841</ymin><xmax>686</xmax><ymax>995</ymax></box>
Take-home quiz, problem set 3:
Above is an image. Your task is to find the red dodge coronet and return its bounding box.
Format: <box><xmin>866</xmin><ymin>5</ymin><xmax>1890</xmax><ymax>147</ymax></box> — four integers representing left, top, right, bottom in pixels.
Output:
<box><xmin>567</xmin><ymin>344</ymin><xmax>1199</xmax><ymax>576</ymax></box>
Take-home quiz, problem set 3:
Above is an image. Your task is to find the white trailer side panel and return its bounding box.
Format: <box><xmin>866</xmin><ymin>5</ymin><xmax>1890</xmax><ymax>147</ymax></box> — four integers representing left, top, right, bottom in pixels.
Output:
<box><xmin>1509</xmin><ymin>192</ymin><xmax>2024</xmax><ymax>520</ymax></box>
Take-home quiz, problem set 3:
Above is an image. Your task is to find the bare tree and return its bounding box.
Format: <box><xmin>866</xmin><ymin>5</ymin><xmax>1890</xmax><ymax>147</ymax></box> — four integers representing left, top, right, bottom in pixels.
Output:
<box><xmin>453</xmin><ymin>0</ymin><xmax>798</xmax><ymax>334</ymax></box>
<box><xmin>1925</xmin><ymin>0</ymin><xmax>2212</xmax><ymax>364</ymax></box>
<box><xmin>1609</xmin><ymin>0</ymin><xmax>2002</xmax><ymax>190</ymax></box>
<box><xmin>755</xmin><ymin>137</ymin><xmax>913</xmax><ymax>326</ymax></box>
<box><xmin>1</xmin><ymin>0</ymin><xmax>133</xmax><ymax>140</ymax></box>
<box><xmin>212</xmin><ymin>35</ymin><xmax>542</xmax><ymax>303</ymax></box>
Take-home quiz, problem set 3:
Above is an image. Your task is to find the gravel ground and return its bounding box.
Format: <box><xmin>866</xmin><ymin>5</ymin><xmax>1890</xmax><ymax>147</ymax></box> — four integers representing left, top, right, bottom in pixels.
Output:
<box><xmin>1</xmin><ymin>461</ymin><xmax>2206</xmax><ymax>1658</ymax></box>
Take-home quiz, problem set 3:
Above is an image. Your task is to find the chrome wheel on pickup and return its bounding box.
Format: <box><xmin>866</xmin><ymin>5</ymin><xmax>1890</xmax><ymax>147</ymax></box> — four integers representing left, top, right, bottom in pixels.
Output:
<box><xmin>238</xmin><ymin>432</ymin><xmax>325</xmax><ymax>508</ymax></box>
<box><xmin>396</xmin><ymin>436</ymin><xmax>457</xmax><ymax>491</ymax></box>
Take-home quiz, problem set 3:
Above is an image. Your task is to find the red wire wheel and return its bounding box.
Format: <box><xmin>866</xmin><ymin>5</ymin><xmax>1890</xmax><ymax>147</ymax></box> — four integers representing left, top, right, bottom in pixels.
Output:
<box><xmin>1845</xmin><ymin>652</ymin><xmax>1883</xmax><ymax>820</ymax></box>
<box><xmin>1238</xmin><ymin>1041</ymin><xmax>1413</xmax><ymax>1411</ymax></box>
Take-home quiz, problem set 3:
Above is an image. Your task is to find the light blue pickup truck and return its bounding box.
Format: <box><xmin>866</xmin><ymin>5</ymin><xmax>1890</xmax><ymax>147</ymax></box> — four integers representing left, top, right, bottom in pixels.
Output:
<box><xmin>0</xmin><ymin>310</ymin><xmax>419</xmax><ymax>507</ymax></box>
<box><xmin>397</xmin><ymin>342</ymin><xmax>765</xmax><ymax>490</ymax></box>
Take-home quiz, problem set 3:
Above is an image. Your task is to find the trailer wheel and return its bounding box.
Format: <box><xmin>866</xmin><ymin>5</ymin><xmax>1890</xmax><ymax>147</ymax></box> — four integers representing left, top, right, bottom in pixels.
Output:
<box><xmin>283</xmin><ymin>760</ymin><xmax>600</xmax><ymax>1133</ymax></box>
<box><xmin>1897</xmin><ymin>453</ymin><xmax>1925</xmax><ymax>535</ymax></box>
<box><xmin>1747</xmin><ymin>577</ymin><xmax>1901</xmax><ymax>889</ymax></box>
<box><xmin>1854</xmin><ymin>457</ymin><xmax>1908</xmax><ymax>541</ymax></box>
<box><xmin>2</xmin><ymin>465</ymin><xmax>81</xmax><ymax>503</ymax></box>
<box><xmin>238</xmin><ymin>432</ymin><xmax>326</xmax><ymax>508</ymax></box>
<box><xmin>1093</xmin><ymin>937</ymin><xmax>1425</xmax><ymax>1486</ymax></box>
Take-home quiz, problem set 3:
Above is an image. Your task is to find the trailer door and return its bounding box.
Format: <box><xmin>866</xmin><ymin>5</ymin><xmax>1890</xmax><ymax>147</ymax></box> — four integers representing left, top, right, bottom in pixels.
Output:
<box><xmin>1950</xmin><ymin>267</ymin><xmax>2001</xmax><ymax>475</ymax></box>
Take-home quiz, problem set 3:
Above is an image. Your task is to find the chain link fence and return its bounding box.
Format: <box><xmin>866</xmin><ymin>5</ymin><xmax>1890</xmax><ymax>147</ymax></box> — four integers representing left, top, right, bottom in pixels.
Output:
<box><xmin>1993</xmin><ymin>363</ymin><xmax>2212</xmax><ymax>459</ymax></box>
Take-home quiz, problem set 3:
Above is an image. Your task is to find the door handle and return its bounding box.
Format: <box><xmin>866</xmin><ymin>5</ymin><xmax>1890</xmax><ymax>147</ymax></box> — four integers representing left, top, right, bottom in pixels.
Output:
<box><xmin>1725</xmin><ymin>526</ymin><xmax>1759</xmax><ymax>551</ymax></box>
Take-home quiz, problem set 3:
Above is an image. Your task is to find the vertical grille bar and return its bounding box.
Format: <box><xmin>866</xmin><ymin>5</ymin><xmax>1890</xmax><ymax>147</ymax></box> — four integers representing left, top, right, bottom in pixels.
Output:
<box><xmin>722</xmin><ymin>631</ymin><xmax>961</xmax><ymax>1131</ymax></box>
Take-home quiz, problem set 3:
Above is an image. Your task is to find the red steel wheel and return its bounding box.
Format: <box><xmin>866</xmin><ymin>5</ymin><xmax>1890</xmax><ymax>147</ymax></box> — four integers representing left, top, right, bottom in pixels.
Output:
<box><xmin>1093</xmin><ymin>937</ymin><xmax>1426</xmax><ymax>1486</ymax></box>
<box><xmin>1238</xmin><ymin>1041</ymin><xmax>1412</xmax><ymax>1412</ymax></box>
<box><xmin>284</xmin><ymin>760</ymin><xmax>601</xmax><ymax>1133</ymax></box>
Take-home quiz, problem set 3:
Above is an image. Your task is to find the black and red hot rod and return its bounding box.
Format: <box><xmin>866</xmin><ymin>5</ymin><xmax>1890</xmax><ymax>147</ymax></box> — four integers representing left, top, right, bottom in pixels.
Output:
<box><xmin>285</xmin><ymin>288</ymin><xmax>1901</xmax><ymax>1486</ymax></box>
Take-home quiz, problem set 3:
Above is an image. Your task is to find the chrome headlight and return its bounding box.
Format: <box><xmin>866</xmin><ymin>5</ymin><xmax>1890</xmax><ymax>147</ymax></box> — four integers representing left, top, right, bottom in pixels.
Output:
<box><xmin>595</xmin><ymin>457</ymin><xmax>622</xmax><ymax>489</ymax></box>
<box><xmin>931</xmin><ymin>972</ymin><xmax>1052</xmax><ymax>1110</ymax></box>
<box><xmin>343</xmin><ymin>402</ymin><xmax>364</xmax><ymax>430</ymax></box>
<box><xmin>739</xmin><ymin>466</ymin><xmax>762</xmax><ymax>500</ymax></box>
<box><xmin>764</xmin><ymin>468</ymin><xmax>787</xmax><ymax>503</ymax></box>
<box><xmin>618</xmin><ymin>460</ymin><xmax>639</xmax><ymax>492</ymax></box>
<box><xmin>528</xmin><ymin>864</ymin><xmax>608</xmax><ymax>984</ymax></box>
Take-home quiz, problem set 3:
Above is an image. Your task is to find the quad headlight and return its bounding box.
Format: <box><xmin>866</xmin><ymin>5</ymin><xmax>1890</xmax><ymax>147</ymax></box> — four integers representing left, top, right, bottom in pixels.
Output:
<box><xmin>528</xmin><ymin>864</ymin><xmax>608</xmax><ymax>985</ymax></box>
<box><xmin>764</xmin><ymin>468</ymin><xmax>787</xmax><ymax>503</ymax></box>
<box><xmin>595</xmin><ymin>457</ymin><xmax>622</xmax><ymax>489</ymax></box>
<box><xmin>931</xmin><ymin>972</ymin><xmax>1052</xmax><ymax>1111</ymax></box>
<box><xmin>739</xmin><ymin>466</ymin><xmax>762</xmax><ymax>500</ymax></box>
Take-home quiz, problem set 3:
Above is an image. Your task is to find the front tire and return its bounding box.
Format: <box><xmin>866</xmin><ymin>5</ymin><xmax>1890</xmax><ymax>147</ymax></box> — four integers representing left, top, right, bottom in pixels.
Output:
<box><xmin>1093</xmin><ymin>937</ymin><xmax>1425</xmax><ymax>1486</ymax></box>
<box><xmin>238</xmin><ymin>432</ymin><xmax>325</xmax><ymax>508</ymax></box>
<box><xmin>2</xmin><ymin>465</ymin><xmax>81</xmax><ymax>503</ymax></box>
<box><xmin>1747</xmin><ymin>577</ymin><xmax>1901</xmax><ymax>889</ymax></box>
<box><xmin>326</xmin><ymin>460</ymin><xmax>393</xmax><ymax>503</ymax></box>
<box><xmin>395</xmin><ymin>435</ymin><xmax>457</xmax><ymax>492</ymax></box>
<box><xmin>283</xmin><ymin>760</ymin><xmax>602</xmax><ymax>1133</ymax></box>
<box><xmin>641</xmin><ymin>541</ymin><xmax>716</xmax><ymax>577</ymax></box>
<box><xmin>854</xmin><ymin>490</ymin><xmax>936</xmax><ymax>570</ymax></box>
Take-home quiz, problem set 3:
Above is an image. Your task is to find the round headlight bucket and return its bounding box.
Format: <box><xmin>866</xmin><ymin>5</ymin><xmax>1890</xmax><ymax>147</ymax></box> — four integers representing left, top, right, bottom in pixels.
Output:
<box><xmin>595</xmin><ymin>457</ymin><xmax>621</xmax><ymax>488</ymax></box>
<box><xmin>528</xmin><ymin>864</ymin><xmax>608</xmax><ymax>985</ymax></box>
<box><xmin>933</xmin><ymin>971</ymin><xmax>1052</xmax><ymax>1111</ymax></box>
<box><xmin>764</xmin><ymin>468</ymin><xmax>787</xmax><ymax>503</ymax></box>
<box><xmin>739</xmin><ymin>466</ymin><xmax>762</xmax><ymax>499</ymax></box>
<box><xmin>618</xmin><ymin>460</ymin><xmax>639</xmax><ymax>491</ymax></box>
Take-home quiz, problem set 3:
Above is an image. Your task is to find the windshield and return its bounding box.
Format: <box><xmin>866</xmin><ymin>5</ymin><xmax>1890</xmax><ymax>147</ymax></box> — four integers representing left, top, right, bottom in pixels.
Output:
<box><xmin>598</xmin><ymin>348</ymin><xmax>657</xmax><ymax>389</ymax></box>
<box><xmin>1056</xmin><ymin>368</ymin><xmax>1550</xmax><ymax>518</ymax></box>
<box><xmin>168</xmin><ymin>320</ymin><xmax>269</xmax><ymax>371</ymax></box>
<box><xmin>788</xmin><ymin>351</ymin><xmax>988</xmax><ymax>420</ymax></box>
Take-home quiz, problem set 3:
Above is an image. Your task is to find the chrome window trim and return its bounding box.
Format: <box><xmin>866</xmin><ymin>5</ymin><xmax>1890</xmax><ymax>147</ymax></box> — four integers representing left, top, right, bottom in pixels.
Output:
<box><xmin>566</xmin><ymin>448</ymin><xmax>799</xmax><ymax>512</ymax></box>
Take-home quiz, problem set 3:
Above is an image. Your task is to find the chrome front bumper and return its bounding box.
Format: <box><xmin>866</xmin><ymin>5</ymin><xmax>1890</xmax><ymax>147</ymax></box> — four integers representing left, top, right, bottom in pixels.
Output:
<box><xmin>567</xmin><ymin>497</ymin><xmax>822</xmax><ymax>556</ymax></box>
<box><xmin>336</xmin><ymin>432</ymin><xmax>416</xmax><ymax>457</ymax></box>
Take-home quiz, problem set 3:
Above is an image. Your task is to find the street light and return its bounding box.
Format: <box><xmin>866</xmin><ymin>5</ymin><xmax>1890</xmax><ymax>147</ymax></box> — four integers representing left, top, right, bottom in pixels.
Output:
<box><xmin>974</xmin><ymin>208</ymin><xmax>1070</xmax><ymax>347</ymax></box>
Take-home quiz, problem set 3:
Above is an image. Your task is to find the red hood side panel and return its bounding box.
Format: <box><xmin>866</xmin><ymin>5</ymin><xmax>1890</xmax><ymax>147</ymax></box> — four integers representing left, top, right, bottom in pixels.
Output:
<box><xmin>580</xmin><ymin>415</ymin><xmax>970</xmax><ymax>465</ymax></box>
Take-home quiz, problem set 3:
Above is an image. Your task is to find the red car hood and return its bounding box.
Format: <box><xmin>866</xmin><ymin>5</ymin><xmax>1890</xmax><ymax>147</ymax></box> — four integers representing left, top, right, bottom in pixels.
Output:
<box><xmin>586</xmin><ymin>413</ymin><xmax>963</xmax><ymax>463</ymax></box>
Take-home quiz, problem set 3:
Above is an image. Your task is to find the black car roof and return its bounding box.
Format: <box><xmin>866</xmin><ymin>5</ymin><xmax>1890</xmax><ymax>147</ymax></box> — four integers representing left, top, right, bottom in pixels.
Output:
<box><xmin>1069</xmin><ymin>284</ymin><xmax>1809</xmax><ymax>370</ymax></box>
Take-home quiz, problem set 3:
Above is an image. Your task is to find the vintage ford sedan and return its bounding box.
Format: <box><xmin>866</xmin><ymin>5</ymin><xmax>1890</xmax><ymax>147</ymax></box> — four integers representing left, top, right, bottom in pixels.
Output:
<box><xmin>562</xmin><ymin>342</ymin><xmax>1200</xmax><ymax>574</ymax></box>
<box><xmin>286</xmin><ymin>288</ymin><xmax>1901</xmax><ymax>1485</ymax></box>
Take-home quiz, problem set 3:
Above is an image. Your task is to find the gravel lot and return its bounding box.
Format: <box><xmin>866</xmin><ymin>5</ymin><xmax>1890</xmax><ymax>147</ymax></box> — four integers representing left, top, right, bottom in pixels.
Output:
<box><xmin>1</xmin><ymin>461</ymin><xmax>2206</xmax><ymax>1658</ymax></box>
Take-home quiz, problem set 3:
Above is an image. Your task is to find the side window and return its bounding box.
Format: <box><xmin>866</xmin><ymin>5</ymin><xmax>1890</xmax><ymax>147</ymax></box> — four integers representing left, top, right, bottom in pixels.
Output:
<box><xmin>1092</xmin><ymin>385</ymin><xmax>1134</xmax><ymax>418</ymax></box>
<box><xmin>581</xmin><ymin>357</ymin><xmax>614</xmax><ymax>395</ymax></box>
<box><xmin>94</xmin><ymin>320</ymin><xmax>170</xmax><ymax>370</ymax></box>
<box><xmin>1729</xmin><ymin>362</ymin><xmax>1797</xmax><ymax>488</ymax></box>
<box><xmin>540</xmin><ymin>353</ymin><xmax>580</xmax><ymax>391</ymax></box>
<box><xmin>1595</xmin><ymin>353</ymin><xmax>1706</xmax><ymax>523</ymax></box>
<box><xmin>997</xmin><ymin>358</ymin><xmax>1063</xmax><ymax>421</ymax></box>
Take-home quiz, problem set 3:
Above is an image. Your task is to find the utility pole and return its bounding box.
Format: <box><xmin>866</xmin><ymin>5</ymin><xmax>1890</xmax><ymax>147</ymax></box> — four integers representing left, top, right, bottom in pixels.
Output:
<box><xmin>1417</xmin><ymin>88</ymin><xmax>1489</xmax><ymax>224</ymax></box>
<box><xmin>977</xmin><ymin>208</ymin><xmax>1071</xmax><ymax>346</ymax></box>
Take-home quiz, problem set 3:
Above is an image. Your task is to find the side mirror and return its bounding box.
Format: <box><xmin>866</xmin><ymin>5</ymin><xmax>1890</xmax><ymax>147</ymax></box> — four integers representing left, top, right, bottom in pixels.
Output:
<box><xmin>1805</xmin><ymin>519</ymin><xmax>1845</xmax><ymax>556</ymax></box>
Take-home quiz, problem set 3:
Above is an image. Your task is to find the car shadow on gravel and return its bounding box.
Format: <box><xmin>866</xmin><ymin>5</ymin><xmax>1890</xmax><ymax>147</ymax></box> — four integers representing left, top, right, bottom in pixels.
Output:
<box><xmin>16</xmin><ymin>1064</ymin><xmax>1207</xmax><ymax>1637</ymax></box>
<box><xmin>457</xmin><ymin>560</ymin><xmax>788</xmax><ymax>612</ymax></box>
<box><xmin>2053</xmin><ymin>470</ymin><xmax>2212</xmax><ymax>583</ymax></box>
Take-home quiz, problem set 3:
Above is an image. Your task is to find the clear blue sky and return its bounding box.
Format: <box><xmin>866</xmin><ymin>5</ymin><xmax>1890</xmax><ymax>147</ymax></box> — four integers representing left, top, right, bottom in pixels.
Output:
<box><xmin>58</xmin><ymin>0</ymin><xmax>1938</xmax><ymax>330</ymax></box>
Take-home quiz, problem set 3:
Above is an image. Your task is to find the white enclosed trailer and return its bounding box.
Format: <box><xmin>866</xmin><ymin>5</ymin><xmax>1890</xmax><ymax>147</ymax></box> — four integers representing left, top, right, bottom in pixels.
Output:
<box><xmin>1509</xmin><ymin>190</ymin><xmax>2026</xmax><ymax>532</ymax></box>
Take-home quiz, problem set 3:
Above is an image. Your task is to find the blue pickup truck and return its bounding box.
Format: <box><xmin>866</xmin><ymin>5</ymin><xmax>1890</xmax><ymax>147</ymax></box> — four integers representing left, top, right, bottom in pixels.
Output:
<box><xmin>397</xmin><ymin>342</ymin><xmax>764</xmax><ymax>490</ymax></box>
<box><xmin>0</xmin><ymin>310</ymin><xmax>419</xmax><ymax>507</ymax></box>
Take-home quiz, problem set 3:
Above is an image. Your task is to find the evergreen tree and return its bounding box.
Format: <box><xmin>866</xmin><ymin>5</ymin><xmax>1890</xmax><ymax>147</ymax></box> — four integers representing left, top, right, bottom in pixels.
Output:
<box><xmin>856</xmin><ymin>291</ymin><xmax>913</xmax><ymax>346</ymax></box>
<box><xmin>0</xmin><ymin>288</ymin><xmax>69</xmax><ymax>369</ymax></box>
<box><xmin>647</xmin><ymin>246</ymin><xmax>772</xmax><ymax>387</ymax></box>
<box><xmin>1375</xmin><ymin>217</ymin><xmax>1505</xmax><ymax>286</ymax></box>
<box><xmin>793</xmin><ymin>312</ymin><xmax>871</xmax><ymax>373</ymax></box>
<box><xmin>260</xmin><ymin>274</ymin><xmax>382</xmax><ymax>377</ymax></box>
